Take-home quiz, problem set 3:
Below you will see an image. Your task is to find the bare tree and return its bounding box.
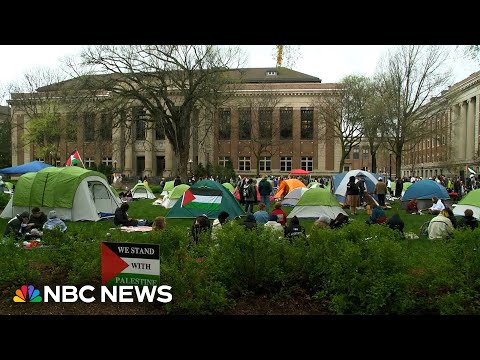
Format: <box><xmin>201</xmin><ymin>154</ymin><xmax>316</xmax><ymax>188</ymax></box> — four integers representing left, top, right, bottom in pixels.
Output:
<box><xmin>64</xmin><ymin>45</ymin><xmax>244</xmax><ymax>182</ymax></box>
<box><xmin>315</xmin><ymin>75</ymin><xmax>369</xmax><ymax>172</ymax></box>
<box><xmin>376</xmin><ymin>45</ymin><xmax>452</xmax><ymax>176</ymax></box>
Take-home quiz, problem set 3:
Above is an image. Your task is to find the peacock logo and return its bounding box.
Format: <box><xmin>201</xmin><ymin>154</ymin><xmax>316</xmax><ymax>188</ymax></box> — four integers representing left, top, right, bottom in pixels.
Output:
<box><xmin>13</xmin><ymin>285</ymin><xmax>42</xmax><ymax>303</ymax></box>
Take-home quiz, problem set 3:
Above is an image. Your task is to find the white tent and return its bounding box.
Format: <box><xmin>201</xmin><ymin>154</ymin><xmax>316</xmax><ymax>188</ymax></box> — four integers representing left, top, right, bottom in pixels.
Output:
<box><xmin>131</xmin><ymin>183</ymin><xmax>156</xmax><ymax>199</ymax></box>
<box><xmin>333</xmin><ymin>170</ymin><xmax>379</xmax><ymax>202</ymax></box>
<box><xmin>281</xmin><ymin>187</ymin><xmax>309</xmax><ymax>207</ymax></box>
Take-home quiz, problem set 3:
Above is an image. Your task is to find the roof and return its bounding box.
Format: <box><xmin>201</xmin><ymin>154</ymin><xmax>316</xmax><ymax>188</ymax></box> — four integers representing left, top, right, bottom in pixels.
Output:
<box><xmin>34</xmin><ymin>67</ymin><xmax>322</xmax><ymax>93</ymax></box>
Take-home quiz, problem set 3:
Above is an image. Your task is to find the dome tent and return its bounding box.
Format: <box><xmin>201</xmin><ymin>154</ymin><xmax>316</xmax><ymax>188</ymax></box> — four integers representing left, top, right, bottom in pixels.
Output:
<box><xmin>222</xmin><ymin>182</ymin><xmax>235</xmax><ymax>193</ymax></box>
<box><xmin>281</xmin><ymin>187</ymin><xmax>309</xmax><ymax>207</ymax></box>
<box><xmin>131</xmin><ymin>182</ymin><xmax>156</xmax><ymax>199</ymax></box>
<box><xmin>401</xmin><ymin>179</ymin><xmax>450</xmax><ymax>210</ymax></box>
<box><xmin>160</xmin><ymin>184</ymin><xmax>190</xmax><ymax>209</ymax></box>
<box><xmin>452</xmin><ymin>189</ymin><xmax>480</xmax><ymax>219</ymax></box>
<box><xmin>287</xmin><ymin>188</ymin><xmax>347</xmax><ymax>220</ymax></box>
<box><xmin>0</xmin><ymin>167</ymin><xmax>121</xmax><ymax>221</ymax></box>
<box><xmin>331</xmin><ymin>170</ymin><xmax>380</xmax><ymax>203</ymax></box>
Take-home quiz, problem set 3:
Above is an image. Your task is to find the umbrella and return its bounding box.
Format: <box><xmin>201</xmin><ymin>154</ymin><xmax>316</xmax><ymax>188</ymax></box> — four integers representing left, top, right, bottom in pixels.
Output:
<box><xmin>289</xmin><ymin>169</ymin><xmax>310</xmax><ymax>175</ymax></box>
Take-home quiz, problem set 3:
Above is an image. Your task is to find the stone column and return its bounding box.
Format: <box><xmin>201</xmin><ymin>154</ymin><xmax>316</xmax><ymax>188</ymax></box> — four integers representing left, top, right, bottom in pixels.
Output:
<box><xmin>475</xmin><ymin>95</ymin><xmax>480</xmax><ymax>158</ymax></box>
<box><xmin>11</xmin><ymin>113</ymin><xmax>19</xmax><ymax>166</ymax></box>
<box><xmin>144</xmin><ymin>122</ymin><xmax>154</xmax><ymax>176</ymax></box>
<box><xmin>124</xmin><ymin>120</ymin><xmax>134</xmax><ymax>176</ymax></box>
<box><xmin>466</xmin><ymin>98</ymin><xmax>475</xmax><ymax>161</ymax></box>
<box><xmin>112</xmin><ymin>122</ymin><xmax>123</xmax><ymax>171</ymax></box>
<box><xmin>457</xmin><ymin>102</ymin><xmax>466</xmax><ymax>160</ymax></box>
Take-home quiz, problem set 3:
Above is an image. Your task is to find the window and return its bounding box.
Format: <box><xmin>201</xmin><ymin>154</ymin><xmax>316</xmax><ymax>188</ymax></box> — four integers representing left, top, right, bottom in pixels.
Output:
<box><xmin>218</xmin><ymin>156</ymin><xmax>230</xmax><ymax>167</ymax></box>
<box><xmin>218</xmin><ymin>109</ymin><xmax>231</xmax><ymax>140</ymax></box>
<box><xmin>35</xmin><ymin>158</ymin><xmax>45</xmax><ymax>163</ymax></box>
<box><xmin>280</xmin><ymin>107</ymin><xmax>293</xmax><ymax>140</ymax></box>
<box><xmin>156</xmin><ymin>156</ymin><xmax>165</xmax><ymax>176</ymax></box>
<box><xmin>259</xmin><ymin>156</ymin><xmax>271</xmax><ymax>171</ymax></box>
<box><xmin>238</xmin><ymin>108</ymin><xmax>251</xmax><ymax>140</ymax></box>
<box><xmin>238</xmin><ymin>156</ymin><xmax>251</xmax><ymax>171</ymax></box>
<box><xmin>100</xmin><ymin>114</ymin><xmax>112</xmax><ymax>140</ymax></box>
<box><xmin>259</xmin><ymin>108</ymin><xmax>272</xmax><ymax>139</ymax></box>
<box><xmin>84</xmin><ymin>113</ymin><xmax>95</xmax><ymax>141</ymax></box>
<box><xmin>442</xmin><ymin>135</ymin><xmax>446</xmax><ymax>145</ymax></box>
<box><xmin>155</xmin><ymin>121</ymin><xmax>165</xmax><ymax>140</ymax></box>
<box><xmin>362</xmin><ymin>147</ymin><xmax>369</xmax><ymax>160</ymax></box>
<box><xmin>102</xmin><ymin>157</ymin><xmax>113</xmax><ymax>166</ymax></box>
<box><xmin>85</xmin><ymin>158</ymin><xmax>95</xmax><ymax>168</ymax></box>
<box><xmin>133</xmin><ymin>107</ymin><xmax>147</xmax><ymax>140</ymax></box>
<box><xmin>280</xmin><ymin>156</ymin><xmax>292</xmax><ymax>172</ymax></box>
<box><xmin>353</xmin><ymin>145</ymin><xmax>359</xmax><ymax>160</ymax></box>
<box><xmin>66</xmin><ymin>113</ymin><xmax>77</xmax><ymax>141</ymax></box>
<box><xmin>343</xmin><ymin>165</ymin><xmax>350</xmax><ymax>172</ymax></box>
<box><xmin>266</xmin><ymin>70</ymin><xmax>278</xmax><ymax>76</ymax></box>
<box><xmin>301</xmin><ymin>156</ymin><xmax>313</xmax><ymax>172</ymax></box>
<box><xmin>301</xmin><ymin>108</ymin><xmax>314</xmax><ymax>139</ymax></box>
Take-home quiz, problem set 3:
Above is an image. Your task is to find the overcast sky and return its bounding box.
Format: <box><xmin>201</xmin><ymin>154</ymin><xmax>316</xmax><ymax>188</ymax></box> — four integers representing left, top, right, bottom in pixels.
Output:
<box><xmin>0</xmin><ymin>45</ymin><xmax>478</xmax><ymax>104</ymax></box>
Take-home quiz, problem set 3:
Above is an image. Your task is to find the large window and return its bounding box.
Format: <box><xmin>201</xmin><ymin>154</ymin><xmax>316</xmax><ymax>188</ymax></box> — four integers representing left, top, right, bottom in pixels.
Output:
<box><xmin>218</xmin><ymin>156</ymin><xmax>230</xmax><ymax>167</ymax></box>
<box><xmin>238</xmin><ymin>156</ymin><xmax>251</xmax><ymax>171</ymax></box>
<box><xmin>85</xmin><ymin>158</ymin><xmax>95</xmax><ymax>168</ymax></box>
<box><xmin>362</xmin><ymin>147</ymin><xmax>369</xmax><ymax>160</ymax></box>
<box><xmin>259</xmin><ymin>108</ymin><xmax>272</xmax><ymax>139</ymax></box>
<box><xmin>133</xmin><ymin>107</ymin><xmax>147</xmax><ymax>140</ymax></box>
<box><xmin>280</xmin><ymin>107</ymin><xmax>293</xmax><ymax>140</ymax></box>
<box><xmin>300</xmin><ymin>108</ymin><xmax>314</xmax><ymax>139</ymax></box>
<box><xmin>259</xmin><ymin>156</ymin><xmax>271</xmax><ymax>171</ymax></box>
<box><xmin>66</xmin><ymin>113</ymin><xmax>77</xmax><ymax>141</ymax></box>
<box><xmin>218</xmin><ymin>109</ymin><xmax>231</xmax><ymax>140</ymax></box>
<box><xmin>353</xmin><ymin>145</ymin><xmax>359</xmax><ymax>160</ymax></box>
<box><xmin>84</xmin><ymin>113</ymin><xmax>95</xmax><ymax>141</ymax></box>
<box><xmin>102</xmin><ymin>157</ymin><xmax>113</xmax><ymax>166</ymax></box>
<box><xmin>301</xmin><ymin>156</ymin><xmax>313</xmax><ymax>172</ymax></box>
<box><xmin>100</xmin><ymin>113</ymin><xmax>112</xmax><ymax>141</ymax></box>
<box><xmin>238</xmin><ymin>108</ymin><xmax>251</xmax><ymax>140</ymax></box>
<box><xmin>280</xmin><ymin>156</ymin><xmax>292</xmax><ymax>172</ymax></box>
<box><xmin>155</xmin><ymin>121</ymin><xmax>165</xmax><ymax>140</ymax></box>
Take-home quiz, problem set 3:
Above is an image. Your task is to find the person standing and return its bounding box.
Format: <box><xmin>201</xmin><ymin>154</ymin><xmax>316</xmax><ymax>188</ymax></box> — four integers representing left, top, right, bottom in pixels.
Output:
<box><xmin>356</xmin><ymin>176</ymin><xmax>366</xmax><ymax>206</ymax></box>
<box><xmin>345</xmin><ymin>176</ymin><xmax>360</xmax><ymax>215</ymax></box>
<box><xmin>244</xmin><ymin>178</ymin><xmax>256</xmax><ymax>213</ymax></box>
<box><xmin>374</xmin><ymin>177</ymin><xmax>387</xmax><ymax>207</ymax></box>
<box><xmin>258</xmin><ymin>175</ymin><xmax>273</xmax><ymax>212</ymax></box>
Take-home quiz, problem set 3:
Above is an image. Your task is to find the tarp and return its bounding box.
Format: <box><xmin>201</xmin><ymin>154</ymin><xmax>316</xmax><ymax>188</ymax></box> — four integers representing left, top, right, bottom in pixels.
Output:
<box><xmin>0</xmin><ymin>167</ymin><xmax>121</xmax><ymax>221</ymax></box>
<box><xmin>274</xmin><ymin>179</ymin><xmax>307</xmax><ymax>199</ymax></box>
<box><xmin>0</xmin><ymin>161</ymin><xmax>53</xmax><ymax>174</ymax></box>
<box><xmin>452</xmin><ymin>189</ymin><xmax>480</xmax><ymax>219</ymax></box>
<box><xmin>131</xmin><ymin>183</ymin><xmax>156</xmax><ymax>199</ymax></box>
<box><xmin>287</xmin><ymin>188</ymin><xmax>347</xmax><ymax>219</ymax></box>
<box><xmin>332</xmin><ymin>170</ymin><xmax>380</xmax><ymax>203</ymax></box>
<box><xmin>281</xmin><ymin>187</ymin><xmax>309</xmax><ymax>207</ymax></box>
<box><xmin>401</xmin><ymin>179</ymin><xmax>450</xmax><ymax>210</ymax></box>
<box><xmin>166</xmin><ymin>180</ymin><xmax>245</xmax><ymax>220</ymax></box>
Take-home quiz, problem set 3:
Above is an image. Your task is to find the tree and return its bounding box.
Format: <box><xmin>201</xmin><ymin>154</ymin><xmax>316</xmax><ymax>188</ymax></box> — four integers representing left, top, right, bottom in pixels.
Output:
<box><xmin>0</xmin><ymin>106</ymin><xmax>11</xmax><ymax>168</ymax></box>
<box><xmin>464</xmin><ymin>45</ymin><xmax>480</xmax><ymax>63</ymax></box>
<box><xmin>315</xmin><ymin>75</ymin><xmax>369</xmax><ymax>172</ymax></box>
<box><xmin>376</xmin><ymin>45</ymin><xmax>452</xmax><ymax>176</ymax></box>
<box><xmin>273</xmin><ymin>46</ymin><xmax>302</xmax><ymax>68</ymax></box>
<box><xmin>69</xmin><ymin>45</ymin><xmax>244</xmax><ymax>182</ymax></box>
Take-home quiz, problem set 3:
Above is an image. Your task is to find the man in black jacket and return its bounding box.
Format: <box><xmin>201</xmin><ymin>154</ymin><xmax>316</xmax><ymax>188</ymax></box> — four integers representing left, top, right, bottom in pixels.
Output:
<box><xmin>3</xmin><ymin>211</ymin><xmax>30</xmax><ymax>240</ymax></box>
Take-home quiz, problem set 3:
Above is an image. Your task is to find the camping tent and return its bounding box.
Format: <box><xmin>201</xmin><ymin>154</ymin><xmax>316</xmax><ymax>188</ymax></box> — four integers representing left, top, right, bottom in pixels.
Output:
<box><xmin>452</xmin><ymin>189</ymin><xmax>480</xmax><ymax>219</ymax></box>
<box><xmin>332</xmin><ymin>170</ymin><xmax>379</xmax><ymax>203</ymax></box>
<box><xmin>401</xmin><ymin>179</ymin><xmax>450</xmax><ymax>210</ymax></box>
<box><xmin>290</xmin><ymin>169</ymin><xmax>310</xmax><ymax>175</ymax></box>
<box><xmin>308</xmin><ymin>182</ymin><xmax>324</xmax><ymax>189</ymax></box>
<box><xmin>222</xmin><ymin>182</ymin><xmax>235</xmax><ymax>193</ymax></box>
<box><xmin>0</xmin><ymin>161</ymin><xmax>53</xmax><ymax>174</ymax></box>
<box><xmin>287</xmin><ymin>188</ymin><xmax>347</xmax><ymax>219</ymax></box>
<box><xmin>273</xmin><ymin>179</ymin><xmax>307</xmax><ymax>199</ymax></box>
<box><xmin>131</xmin><ymin>183</ymin><xmax>156</xmax><ymax>199</ymax></box>
<box><xmin>166</xmin><ymin>179</ymin><xmax>245</xmax><ymax>220</ymax></box>
<box><xmin>281</xmin><ymin>187</ymin><xmax>309</xmax><ymax>207</ymax></box>
<box><xmin>0</xmin><ymin>167</ymin><xmax>121</xmax><ymax>221</ymax></box>
<box><xmin>160</xmin><ymin>180</ymin><xmax>175</xmax><ymax>197</ymax></box>
<box><xmin>161</xmin><ymin>184</ymin><xmax>190</xmax><ymax>209</ymax></box>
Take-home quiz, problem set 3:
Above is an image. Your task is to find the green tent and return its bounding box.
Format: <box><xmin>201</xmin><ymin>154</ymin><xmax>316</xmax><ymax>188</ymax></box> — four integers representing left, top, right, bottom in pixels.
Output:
<box><xmin>166</xmin><ymin>180</ymin><xmax>245</xmax><ymax>220</ymax></box>
<box><xmin>161</xmin><ymin>184</ymin><xmax>190</xmax><ymax>208</ymax></box>
<box><xmin>0</xmin><ymin>166</ymin><xmax>121</xmax><ymax>221</ymax></box>
<box><xmin>453</xmin><ymin>189</ymin><xmax>480</xmax><ymax>219</ymax></box>
<box><xmin>131</xmin><ymin>182</ymin><xmax>156</xmax><ymax>199</ymax></box>
<box><xmin>4</xmin><ymin>181</ymin><xmax>13</xmax><ymax>190</ymax></box>
<box><xmin>160</xmin><ymin>180</ymin><xmax>175</xmax><ymax>196</ymax></box>
<box><xmin>222</xmin><ymin>182</ymin><xmax>235</xmax><ymax>193</ymax></box>
<box><xmin>287</xmin><ymin>187</ymin><xmax>347</xmax><ymax>219</ymax></box>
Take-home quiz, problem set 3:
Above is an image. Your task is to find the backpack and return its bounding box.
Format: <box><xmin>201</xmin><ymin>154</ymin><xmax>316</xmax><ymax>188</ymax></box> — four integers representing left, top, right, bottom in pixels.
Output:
<box><xmin>243</xmin><ymin>184</ymin><xmax>251</xmax><ymax>198</ymax></box>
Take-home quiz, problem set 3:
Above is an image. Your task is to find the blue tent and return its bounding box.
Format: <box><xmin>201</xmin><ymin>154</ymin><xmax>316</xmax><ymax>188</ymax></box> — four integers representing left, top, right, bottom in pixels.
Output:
<box><xmin>331</xmin><ymin>170</ymin><xmax>381</xmax><ymax>203</ymax></box>
<box><xmin>401</xmin><ymin>179</ymin><xmax>450</xmax><ymax>210</ymax></box>
<box><xmin>0</xmin><ymin>161</ymin><xmax>53</xmax><ymax>174</ymax></box>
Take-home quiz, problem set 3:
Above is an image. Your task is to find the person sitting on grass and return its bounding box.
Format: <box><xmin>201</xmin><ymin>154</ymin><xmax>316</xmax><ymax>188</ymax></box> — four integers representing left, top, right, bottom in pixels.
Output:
<box><xmin>253</xmin><ymin>203</ymin><xmax>269</xmax><ymax>225</ymax></box>
<box><xmin>43</xmin><ymin>211</ymin><xmax>67</xmax><ymax>233</ymax></box>
<box><xmin>27</xmin><ymin>207</ymin><xmax>48</xmax><ymax>231</ymax></box>
<box><xmin>366</xmin><ymin>203</ymin><xmax>387</xmax><ymax>225</ymax></box>
<box><xmin>3</xmin><ymin>211</ymin><xmax>30</xmax><ymax>241</ymax></box>
<box><xmin>264</xmin><ymin>214</ymin><xmax>284</xmax><ymax>234</ymax></box>
<box><xmin>386</xmin><ymin>213</ymin><xmax>405</xmax><ymax>235</ymax></box>
<box><xmin>427</xmin><ymin>210</ymin><xmax>454</xmax><ymax>240</ymax></box>
<box><xmin>191</xmin><ymin>214</ymin><xmax>211</xmax><ymax>245</ymax></box>
<box><xmin>212</xmin><ymin>211</ymin><xmax>230</xmax><ymax>240</ymax></box>
<box><xmin>114</xmin><ymin>203</ymin><xmax>152</xmax><ymax>227</ymax></box>
<box><xmin>406</xmin><ymin>198</ymin><xmax>420</xmax><ymax>214</ymax></box>
<box><xmin>458</xmin><ymin>208</ymin><xmax>478</xmax><ymax>230</ymax></box>
<box><xmin>284</xmin><ymin>216</ymin><xmax>306</xmax><ymax>241</ymax></box>
<box><xmin>270</xmin><ymin>202</ymin><xmax>287</xmax><ymax>226</ymax></box>
<box><xmin>152</xmin><ymin>216</ymin><xmax>167</xmax><ymax>231</ymax></box>
<box><xmin>242</xmin><ymin>214</ymin><xmax>257</xmax><ymax>231</ymax></box>
<box><xmin>427</xmin><ymin>196</ymin><xmax>445</xmax><ymax>215</ymax></box>
<box><xmin>329</xmin><ymin>213</ymin><xmax>349</xmax><ymax>229</ymax></box>
<box><xmin>314</xmin><ymin>215</ymin><xmax>332</xmax><ymax>229</ymax></box>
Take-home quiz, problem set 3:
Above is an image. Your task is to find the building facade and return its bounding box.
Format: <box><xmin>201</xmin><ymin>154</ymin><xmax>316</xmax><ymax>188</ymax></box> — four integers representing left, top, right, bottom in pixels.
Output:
<box><xmin>8</xmin><ymin>67</ymin><xmax>402</xmax><ymax>179</ymax></box>
<box><xmin>401</xmin><ymin>71</ymin><xmax>480</xmax><ymax>179</ymax></box>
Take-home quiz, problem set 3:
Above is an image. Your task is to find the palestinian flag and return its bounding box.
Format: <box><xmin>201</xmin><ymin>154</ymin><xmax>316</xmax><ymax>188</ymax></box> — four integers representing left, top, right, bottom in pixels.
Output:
<box><xmin>66</xmin><ymin>150</ymin><xmax>84</xmax><ymax>167</ymax></box>
<box><xmin>181</xmin><ymin>187</ymin><xmax>222</xmax><ymax>211</ymax></box>
<box><xmin>466</xmin><ymin>164</ymin><xmax>477</xmax><ymax>175</ymax></box>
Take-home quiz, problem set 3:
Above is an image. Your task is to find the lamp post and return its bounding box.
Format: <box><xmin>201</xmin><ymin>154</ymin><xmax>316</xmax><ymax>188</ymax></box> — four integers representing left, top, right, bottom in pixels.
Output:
<box><xmin>389</xmin><ymin>152</ymin><xmax>392</xmax><ymax>181</ymax></box>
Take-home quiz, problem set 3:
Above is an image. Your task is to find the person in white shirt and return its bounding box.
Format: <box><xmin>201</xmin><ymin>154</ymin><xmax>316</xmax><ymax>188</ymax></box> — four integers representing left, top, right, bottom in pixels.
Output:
<box><xmin>427</xmin><ymin>196</ymin><xmax>445</xmax><ymax>215</ymax></box>
<box><xmin>427</xmin><ymin>210</ymin><xmax>454</xmax><ymax>240</ymax></box>
<box><xmin>264</xmin><ymin>214</ymin><xmax>284</xmax><ymax>235</ymax></box>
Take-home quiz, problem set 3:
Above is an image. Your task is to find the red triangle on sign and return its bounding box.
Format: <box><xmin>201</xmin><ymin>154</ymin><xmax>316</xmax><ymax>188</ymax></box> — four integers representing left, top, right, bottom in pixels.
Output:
<box><xmin>181</xmin><ymin>189</ymin><xmax>196</xmax><ymax>207</ymax></box>
<box><xmin>101</xmin><ymin>243</ymin><xmax>129</xmax><ymax>285</ymax></box>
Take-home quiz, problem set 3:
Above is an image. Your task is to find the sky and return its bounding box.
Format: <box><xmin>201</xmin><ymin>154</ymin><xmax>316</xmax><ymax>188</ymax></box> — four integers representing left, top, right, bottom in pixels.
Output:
<box><xmin>0</xmin><ymin>45</ymin><xmax>478</xmax><ymax>103</ymax></box>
